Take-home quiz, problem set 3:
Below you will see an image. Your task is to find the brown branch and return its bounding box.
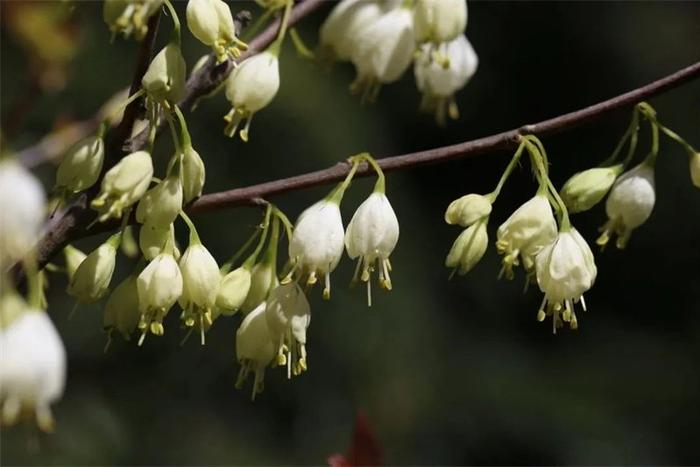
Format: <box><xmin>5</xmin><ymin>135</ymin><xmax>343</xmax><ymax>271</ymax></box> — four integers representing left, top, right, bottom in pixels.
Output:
<box><xmin>188</xmin><ymin>60</ymin><xmax>700</xmax><ymax>213</ymax></box>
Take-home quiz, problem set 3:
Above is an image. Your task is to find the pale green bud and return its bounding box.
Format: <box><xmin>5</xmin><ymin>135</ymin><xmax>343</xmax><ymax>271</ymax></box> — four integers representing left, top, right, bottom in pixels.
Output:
<box><xmin>240</xmin><ymin>261</ymin><xmax>278</xmax><ymax>314</ymax></box>
<box><xmin>182</xmin><ymin>145</ymin><xmax>205</xmax><ymax>203</ymax></box>
<box><xmin>140</xmin><ymin>222</ymin><xmax>180</xmax><ymax>260</ymax></box>
<box><xmin>55</xmin><ymin>136</ymin><xmax>104</xmax><ymax>194</ymax></box>
<box><xmin>103</xmin><ymin>275</ymin><xmax>140</xmax><ymax>340</ymax></box>
<box><xmin>67</xmin><ymin>234</ymin><xmax>119</xmax><ymax>304</ymax></box>
<box><xmin>216</xmin><ymin>266</ymin><xmax>252</xmax><ymax>315</ymax></box>
<box><xmin>560</xmin><ymin>164</ymin><xmax>623</xmax><ymax>213</ymax></box>
<box><xmin>142</xmin><ymin>42</ymin><xmax>187</xmax><ymax>104</ymax></box>
<box><xmin>445</xmin><ymin>218</ymin><xmax>488</xmax><ymax>275</ymax></box>
<box><xmin>91</xmin><ymin>150</ymin><xmax>153</xmax><ymax>222</ymax></box>
<box><xmin>62</xmin><ymin>244</ymin><xmax>87</xmax><ymax>282</ymax></box>
<box><xmin>444</xmin><ymin>193</ymin><xmax>492</xmax><ymax>226</ymax></box>
<box><xmin>136</xmin><ymin>174</ymin><xmax>183</xmax><ymax>227</ymax></box>
<box><xmin>690</xmin><ymin>152</ymin><xmax>700</xmax><ymax>188</ymax></box>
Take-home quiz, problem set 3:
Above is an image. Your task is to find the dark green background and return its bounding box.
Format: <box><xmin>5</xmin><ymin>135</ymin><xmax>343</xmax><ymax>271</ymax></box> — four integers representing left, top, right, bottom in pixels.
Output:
<box><xmin>2</xmin><ymin>1</ymin><xmax>700</xmax><ymax>465</ymax></box>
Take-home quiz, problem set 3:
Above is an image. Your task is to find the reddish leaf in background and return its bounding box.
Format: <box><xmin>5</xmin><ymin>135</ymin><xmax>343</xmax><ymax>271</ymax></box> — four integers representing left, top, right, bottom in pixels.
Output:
<box><xmin>328</xmin><ymin>412</ymin><xmax>384</xmax><ymax>467</ymax></box>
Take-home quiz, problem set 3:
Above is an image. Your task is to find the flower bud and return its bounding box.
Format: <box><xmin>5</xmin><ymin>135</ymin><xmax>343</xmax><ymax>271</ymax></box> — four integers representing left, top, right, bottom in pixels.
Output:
<box><xmin>445</xmin><ymin>218</ymin><xmax>488</xmax><ymax>276</ymax></box>
<box><xmin>142</xmin><ymin>42</ymin><xmax>187</xmax><ymax>104</ymax></box>
<box><xmin>0</xmin><ymin>159</ymin><xmax>46</xmax><ymax>269</ymax></box>
<box><xmin>182</xmin><ymin>145</ymin><xmax>206</xmax><ymax>203</ymax></box>
<box><xmin>136</xmin><ymin>173</ymin><xmax>183</xmax><ymax>227</ymax></box>
<box><xmin>598</xmin><ymin>162</ymin><xmax>655</xmax><ymax>249</ymax></box>
<box><xmin>62</xmin><ymin>244</ymin><xmax>87</xmax><ymax>282</ymax></box>
<box><xmin>690</xmin><ymin>152</ymin><xmax>700</xmax><ymax>188</ymax></box>
<box><xmin>55</xmin><ymin>136</ymin><xmax>105</xmax><ymax>195</ymax></box>
<box><xmin>224</xmin><ymin>51</ymin><xmax>280</xmax><ymax>141</ymax></box>
<box><xmin>187</xmin><ymin>0</ymin><xmax>240</xmax><ymax>61</ymax></box>
<box><xmin>179</xmin><ymin>242</ymin><xmax>220</xmax><ymax>339</ymax></box>
<box><xmin>319</xmin><ymin>0</ymin><xmax>385</xmax><ymax>62</ymax></box>
<box><xmin>560</xmin><ymin>165</ymin><xmax>623</xmax><ymax>213</ymax></box>
<box><xmin>91</xmin><ymin>150</ymin><xmax>153</xmax><ymax>222</ymax></box>
<box><xmin>241</xmin><ymin>261</ymin><xmax>277</xmax><ymax>314</ymax></box>
<box><xmin>414</xmin><ymin>0</ymin><xmax>467</xmax><ymax>44</ymax></box>
<box><xmin>139</xmin><ymin>222</ymin><xmax>179</xmax><ymax>260</ymax></box>
<box><xmin>67</xmin><ymin>234</ymin><xmax>119</xmax><ymax>304</ymax></box>
<box><xmin>217</xmin><ymin>266</ymin><xmax>252</xmax><ymax>315</ymax></box>
<box><xmin>444</xmin><ymin>193</ymin><xmax>491</xmax><ymax>227</ymax></box>
<box><xmin>137</xmin><ymin>252</ymin><xmax>183</xmax><ymax>338</ymax></box>
<box><xmin>103</xmin><ymin>275</ymin><xmax>140</xmax><ymax>340</ymax></box>
<box><xmin>235</xmin><ymin>302</ymin><xmax>275</xmax><ymax>400</ymax></box>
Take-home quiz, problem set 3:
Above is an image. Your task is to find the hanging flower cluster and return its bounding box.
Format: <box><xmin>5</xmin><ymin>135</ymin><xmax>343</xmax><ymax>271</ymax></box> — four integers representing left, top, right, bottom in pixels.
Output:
<box><xmin>319</xmin><ymin>0</ymin><xmax>478</xmax><ymax>124</ymax></box>
<box><xmin>445</xmin><ymin>102</ymin><xmax>698</xmax><ymax>333</ymax></box>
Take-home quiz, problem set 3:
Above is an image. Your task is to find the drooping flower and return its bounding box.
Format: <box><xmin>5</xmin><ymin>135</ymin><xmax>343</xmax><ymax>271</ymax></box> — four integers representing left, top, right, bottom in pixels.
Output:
<box><xmin>142</xmin><ymin>41</ymin><xmax>187</xmax><ymax>104</ymax></box>
<box><xmin>103</xmin><ymin>0</ymin><xmax>163</xmax><ymax>40</ymax></box>
<box><xmin>103</xmin><ymin>274</ymin><xmax>140</xmax><ymax>341</ymax></box>
<box><xmin>224</xmin><ymin>50</ymin><xmax>280</xmax><ymax>141</ymax></box>
<box><xmin>217</xmin><ymin>266</ymin><xmax>252</xmax><ymax>316</ymax></box>
<box><xmin>288</xmin><ymin>199</ymin><xmax>345</xmax><ymax>299</ymax></box>
<box><xmin>264</xmin><ymin>283</ymin><xmax>311</xmax><ymax>379</ymax></box>
<box><xmin>91</xmin><ymin>150</ymin><xmax>154</xmax><ymax>222</ymax></box>
<box><xmin>445</xmin><ymin>218</ymin><xmax>488</xmax><ymax>276</ymax></box>
<box><xmin>444</xmin><ymin>193</ymin><xmax>492</xmax><ymax>227</ymax></box>
<box><xmin>414</xmin><ymin>34</ymin><xmax>478</xmax><ymax>125</ymax></box>
<box><xmin>351</xmin><ymin>6</ymin><xmax>415</xmax><ymax>102</ymax></box>
<box><xmin>560</xmin><ymin>164</ymin><xmax>624</xmax><ymax>213</ymax></box>
<box><xmin>235</xmin><ymin>302</ymin><xmax>275</xmax><ymax>400</ymax></box>
<box><xmin>186</xmin><ymin>0</ymin><xmax>246</xmax><ymax>62</ymax></box>
<box><xmin>62</xmin><ymin>244</ymin><xmax>87</xmax><ymax>282</ymax></box>
<box><xmin>137</xmin><ymin>251</ymin><xmax>183</xmax><ymax>342</ymax></box>
<box><xmin>496</xmin><ymin>194</ymin><xmax>558</xmax><ymax>279</ymax></box>
<box><xmin>318</xmin><ymin>0</ymin><xmax>385</xmax><ymax>63</ymax></box>
<box><xmin>598</xmin><ymin>162</ymin><xmax>655</xmax><ymax>249</ymax></box>
<box><xmin>345</xmin><ymin>192</ymin><xmax>399</xmax><ymax>305</ymax></box>
<box><xmin>0</xmin><ymin>309</ymin><xmax>66</xmax><ymax>432</ymax></box>
<box><xmin>689</xmin><ymin>151</ymin><xmax>700</xmax><ymax>188</ymax></box>
<box><xmin>67</xmin><ymin>233</ymin><xmax>120</xmax><ymax>304</ymax></box>
<box><xmin>135</xmin><ymin>173</ymin><xmax>183</xmax><ymax>227</ymax></box>
<box><xmin>179</xmin><ymin>242</ymin><xmax>220</xmax><ymax>343</ymax></box>
<box><xmin>54</xmin><ymin>135</ymin><xmax>105</xmax><ymax>196</ymax></box>
<box><xmin>535</xmin><ymin>228</ymin><xmax>597</xmax><ymax>333</ymax></box>
<box><xmin>0</xmin><ymin>159</ymin><xmax>46</xmax><ymax>268</ymax></box>
<box><xmin>414</xmin><ymin>0</ymin><xmax>467</xmax><ymax>44</ymax></box>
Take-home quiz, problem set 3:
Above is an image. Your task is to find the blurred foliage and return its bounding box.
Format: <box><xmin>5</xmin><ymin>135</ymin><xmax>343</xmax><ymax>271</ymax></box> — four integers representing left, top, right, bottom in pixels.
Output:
<box><xmin>2</xmin><ymin>1</ymin><xmax>700</xmax><ymax>465</ymax></box>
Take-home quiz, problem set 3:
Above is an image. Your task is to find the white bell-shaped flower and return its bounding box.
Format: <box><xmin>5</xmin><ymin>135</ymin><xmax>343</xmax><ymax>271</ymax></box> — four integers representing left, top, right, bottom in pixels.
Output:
<box><xmin>0</xmin><ymin>310</ymin><xmax>66</xmax><ymax>432</ymax></box>
<box><xmin>598</xmin><ymin>162</ymin><xmax>655</xmax><ymax>249</ymax></box>
<box><xmin>187</xmin><ymin>0</ymin><xmax>244</xmax><ymax>62</ymax></box>
<box><xmin>103</xmin><ymin>274</ymin><xmax>140</xmax><ymax>341</ymax></box>
<box><xmin>414</xmin><ymin>34</ymin><xmax>478</xmax><ymax>125</ymax></box>
<box><xmin>265</xmin><ymin>283</ymin><xmax>311</xmax><ymax>379</ymax></box>
<box><xmin>444</xmin><ymin>193</ymin><xmax>492</xmax><ymax>227</ymax></box>
<box><xmin>351</xmin><ymin>6</ymin><xmax>415</xmax><ymax>102</ymax></box>
<box><xmin>179</xmin><ymin>242</ymin><xmax>220</xmax><ymax>343</ymax></box>
<box><xmin>345</xmin><ymin>191</ymin><xmax>399</xmax><ymax>305</ymax></box>
<box><xmin>0</xmin><ymin>159</ymin><xmax>46</xmax><ymax>268</ymax></box>
<box><xmin>91</xmin><ymin>150</ymin><xmax>154</xmax><ymax>222</ymax></box>
<box><xmin>535</xmin><ymin>228</ymin><xmax>597</xmax><ymax>333</ymax></box>
<box><xmin>142</xmin><ymin>41</ymin><xmax>187</xmax><ymax>104</ymax></box>
<box><xmin>496</xmin><ymin>194</ymin><xmax>558</xmax><ymax>279</ymax></box>
<box><xmin>67</xmin><ymin>233</ymin><xmax>120</xmax><ymax>304</ymax></box>
<box><xmin>137</xmin><ymin>251</ymin><xmax>183</xmax><ymax>342</ymax></box>
<box><xmin>224</xmin><ymin>50</ymin><xmax>280</xmax><ymax>141</ymax></box>
<box><xmin>55</xmin><ymin>135</ymin><xmax>105</xmax><ymax>195</ymax></box>
<box><xmin>288</xmin><ymin>199</ymin><xmax>345</xmax><ymax>298</ymax></box>
<box><xmin>135</xmin><ymin>173</ymin><xmax>183</xmax><ymax>227</ymax></box>
<box><xmin>319</xmin><ymin>0</ymin><xmax>385</xmax><ymax>62</ymax></box>
<box><xmin>235</xmin><ymin>302</ymin><xmax>275</xmax><ymax>400</ymax></box>
<box><xmin>414</xmin><ymin>0</ymin><xmax>467</xmax><ymax>44</ymax></box>
<box><xmin>445</xmin><ymin>218</ymin><xmax>488</xmax><ymax>276</ymax></box>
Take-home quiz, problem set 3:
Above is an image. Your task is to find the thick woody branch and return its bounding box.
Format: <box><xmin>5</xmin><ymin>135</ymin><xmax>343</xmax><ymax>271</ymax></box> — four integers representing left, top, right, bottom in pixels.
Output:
<box><xmin>189</xmin><ymin>61</ymin><xmax>700</xmax><ymax>213</ymax></box>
